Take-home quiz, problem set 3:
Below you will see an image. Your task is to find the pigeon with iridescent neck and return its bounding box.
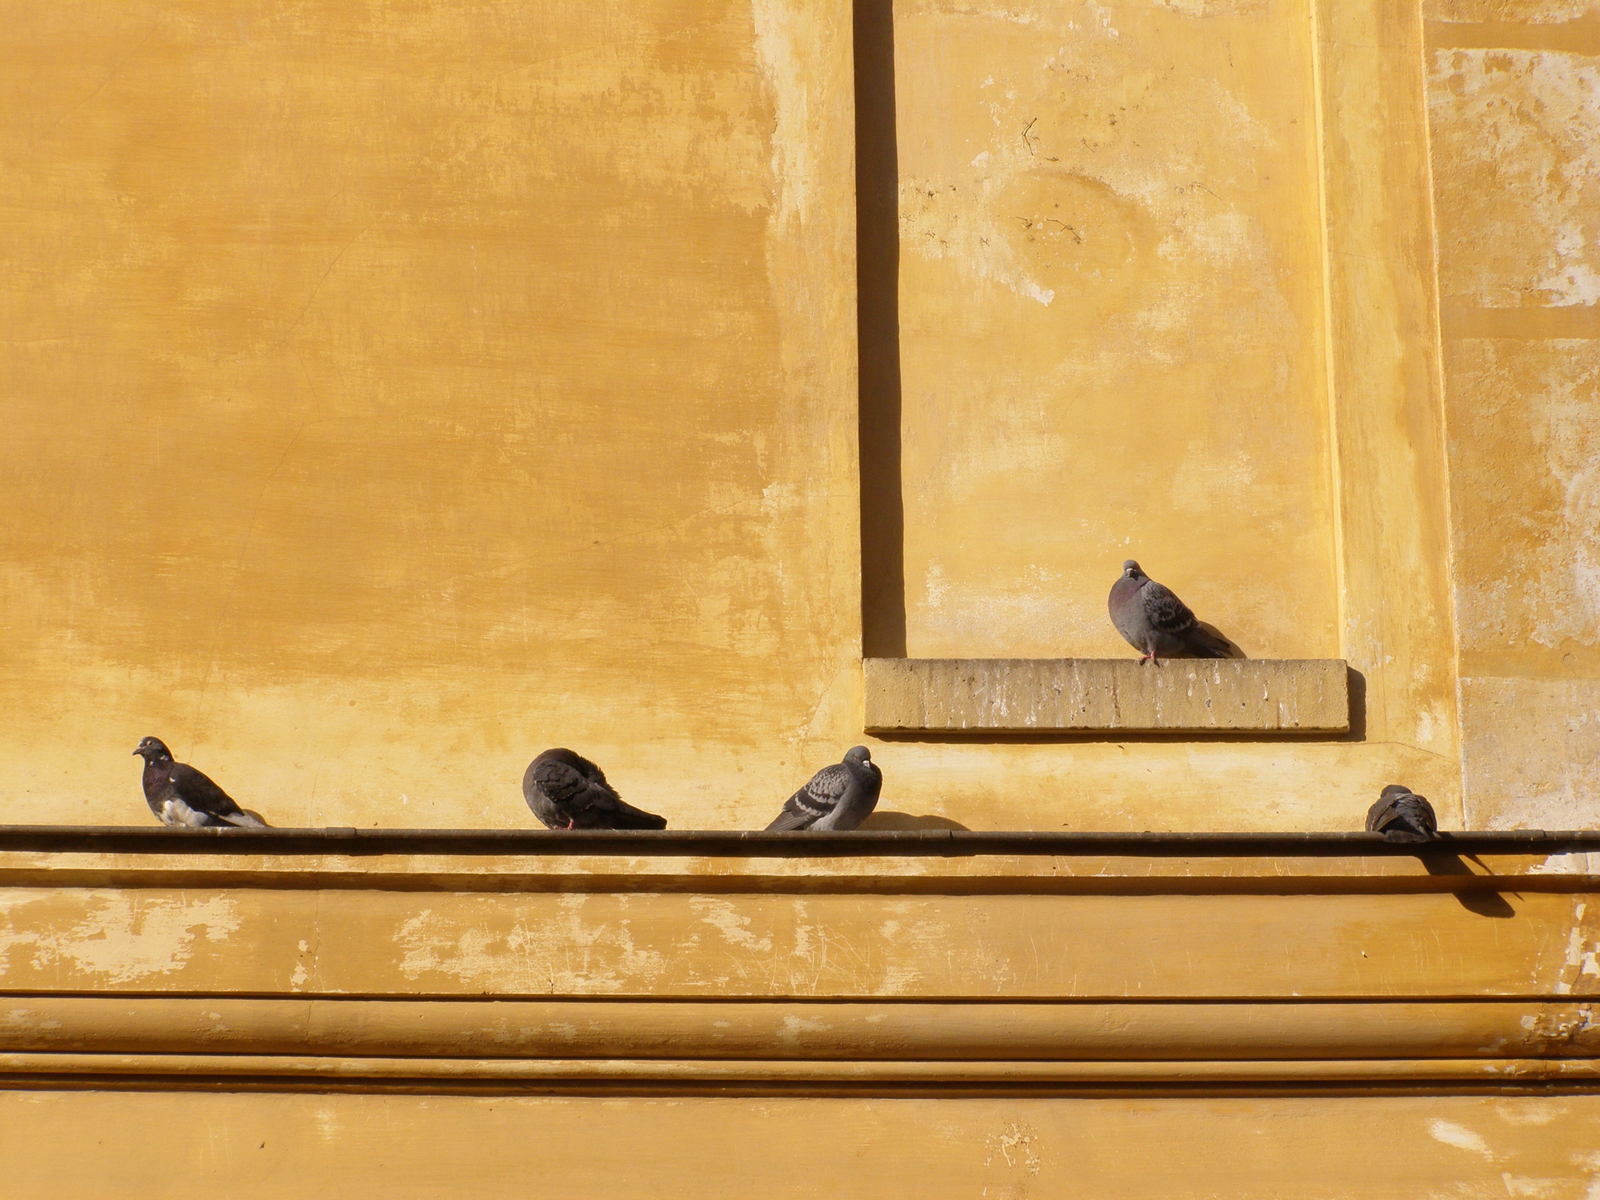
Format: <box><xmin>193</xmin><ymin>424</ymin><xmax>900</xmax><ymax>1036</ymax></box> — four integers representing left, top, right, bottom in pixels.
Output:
<box><xmin>133</xmin><ymin>737</ymin><xmax>270</xmax><ymax>828</ymax></box>
<box><xmin>1108</xmin><ymin>559</ymin><xmax>1238</xmax><ymax>664</ymax></box>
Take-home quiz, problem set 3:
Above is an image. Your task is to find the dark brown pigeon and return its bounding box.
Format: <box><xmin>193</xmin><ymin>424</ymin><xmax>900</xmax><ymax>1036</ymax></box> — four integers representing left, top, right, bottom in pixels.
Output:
<box><xmin>522</xmin><ymin>748</ymin><xmax>667</xmax><ymax>830</ymax></box>
<box><xmin>1108</xmin><ymin>559</ymin><xmax>1237</xmax><ymax>664</ymax></box>
<box><xmin>1366</xmin><ymin>784</ymin><xmax>1437</xmax><ymax>843</ymax></box>
<box><xmin>766</xmin><ymin>746</ymin><xmax>882</xmax><ymax>832</ymax></box>
<box><xmin>133</xmin><ymin>737</ymin><xmax>270</xmax><ymax>828</ymax></box>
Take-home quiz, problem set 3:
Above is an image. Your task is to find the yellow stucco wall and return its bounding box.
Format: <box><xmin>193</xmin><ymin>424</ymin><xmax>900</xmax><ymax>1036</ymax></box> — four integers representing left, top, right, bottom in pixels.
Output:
<box><xmin>2</xmin><ymin>1</ymin><xmax>867</xmax><ymax>830</ymax></box>
<box><xmin>0</xmin><ymin>2</ymin><xmax>1592</xmax><ymax>837</ymax></box>
<box><xmin>2</xmin><ymin>4</ymin><xmax>1599</xmax><ymax>1191</ymax></box>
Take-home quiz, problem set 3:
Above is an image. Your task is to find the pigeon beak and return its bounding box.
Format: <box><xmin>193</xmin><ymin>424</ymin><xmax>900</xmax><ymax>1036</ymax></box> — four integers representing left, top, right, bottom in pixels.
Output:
<box><xmin>131</xmin><ymin>748</ymin><xmax>142</xmax><ymax>756</ymax></box>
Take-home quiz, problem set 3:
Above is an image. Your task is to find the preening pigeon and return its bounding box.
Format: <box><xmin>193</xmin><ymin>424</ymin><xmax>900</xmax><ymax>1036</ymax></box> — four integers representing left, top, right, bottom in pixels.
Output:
<box><xmin>1366</xmin><ymin>784</ymin><xmax>1437</xmax><ymax>843</ymax></box>
<box><xmin>522</xmin><ymin>748</ymin><xmax>667</xmax><ymax>830</ymax></box>
<box><xmin>766</xmin><ymin>746</ymin><xmax>882</xmax><ymax>832</ymax></box>
<box><xmin>133</xmin><ymin>737</ymin><xmax>270</xmax><ymax>828</ymax></box>
<box><xmin>1108</xmin><ymin>559</ymin><xmax>1237</xmax><ymax>664</ymax></box>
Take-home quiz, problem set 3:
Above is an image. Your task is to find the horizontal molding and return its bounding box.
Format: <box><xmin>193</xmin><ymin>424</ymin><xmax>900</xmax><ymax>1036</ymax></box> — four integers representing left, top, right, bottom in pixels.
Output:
<box><xmin>863</xmin><ymin>658</ymin><xmax>1350</xmax><ymax>734</ymax></box>
<box><xmin>2</xmin><ymin>1053</ymin><xmax>1597</xmax><ymax>1091</ymax></box>
<box><xmin>1</xmin><ymin>839</ymin><xmax>1596</xmax><ymax>894</ymax></box>
<box><xmin>1</xmin><ymin>864</ymin><xmax>1595</xmax><ymax>1002</ymax></box>
<box><xmin>1</xmin><ymin>997</ymin><xmax>1594</xmax><ymax>1062</ymax></box>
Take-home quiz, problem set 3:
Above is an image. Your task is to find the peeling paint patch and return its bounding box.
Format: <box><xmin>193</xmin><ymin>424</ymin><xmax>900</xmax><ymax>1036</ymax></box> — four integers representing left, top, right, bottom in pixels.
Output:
<box><xmin>1428</xmin><ymin>49</ymin><xmax>1600</xmax><ymax>307</ymax></box>
<box><xmin>984</xmin><ymin>1121</ymin><xmax>1042</xmax><ymax>1174</ymax></box>
<box><xmin>0</xmin><ymin>891</ymin><xmax>241</xmax><ymax>985</ymax></box>
<box><xmin>393</xmin><ymin>907</ymin><xmax>666</xmax><ymax>994</ymax></box>
<box><xmin>689</xmin><ymin>898</ymin><xmax>774</xmax><ymax>953</ymax></box>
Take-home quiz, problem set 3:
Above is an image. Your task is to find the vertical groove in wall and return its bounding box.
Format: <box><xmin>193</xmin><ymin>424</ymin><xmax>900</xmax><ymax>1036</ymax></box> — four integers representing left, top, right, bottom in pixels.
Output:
<box><xmin>1411</xmin><ymin>15</ymin><xmax>1472</xmax><ymax>829</ymax></box>
<box><xmin>1305</xmin><ymin>0</ymin><xmax>1350</xmax><ymax>659</ymax></box>
<box><xmin>853</xmin><ymin>0</ymin><xmax>907</xmax><ymax>659</ymax></box>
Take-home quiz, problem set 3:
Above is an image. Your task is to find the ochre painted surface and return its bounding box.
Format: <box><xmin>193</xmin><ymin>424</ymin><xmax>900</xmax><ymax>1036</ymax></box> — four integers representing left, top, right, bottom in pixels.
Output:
<box><xmin>0</xmin><ymin>1</ymin><xmax>866</xmax><ymax>831</ymax></box>
<box><xmin>3</xmin><ymin>3</ymin><xmax>1598</xmax><ymax>1193</ymax></box>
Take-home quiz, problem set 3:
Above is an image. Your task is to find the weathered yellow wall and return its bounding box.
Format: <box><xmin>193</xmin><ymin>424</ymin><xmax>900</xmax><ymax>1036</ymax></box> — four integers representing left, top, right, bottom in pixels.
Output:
<box><xmin>0</xmin><ymin>2</ymin><xmax>865</xmax><ymax>830</ymax></box>
<box><xmin>0</xmin><ymin>0</ymin><xmax>1590</xmax><ymax>837</ymax></box>
<box><xmin>1423</xmin><ymin>2</ymin><xmax>1600</xmax><ymax>829</ymax></box>
<box><xmin>5</xmin><ymin>8</ymin><xmax>1599</xmax><ymax>1192</ymax></box>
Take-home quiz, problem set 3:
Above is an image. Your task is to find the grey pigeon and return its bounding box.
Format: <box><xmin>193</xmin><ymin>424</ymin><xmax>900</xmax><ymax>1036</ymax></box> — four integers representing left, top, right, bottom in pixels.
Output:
<box><xmin>1366</xmin><ymin>784</ymin><xmax>1437</xmax><ymax>843</ymax></box>
<box><xmin>522</xmin><ymin>748</ymin><xmax>666</xmax><ymax>830</ymax></box>
<box><xmin>766</xmin><ymin>746</ymin><xmax>882</xmax><ymax>831</ymax></box>
<box><xmin>1108</xmin><ymin>559</ymin><xmax>1237</xmax><ymax>664</ymax></box>
<box><xmin>133</xmin><ymin>736</ymin><xmax>270</xmax><ymax>828</ymax></box>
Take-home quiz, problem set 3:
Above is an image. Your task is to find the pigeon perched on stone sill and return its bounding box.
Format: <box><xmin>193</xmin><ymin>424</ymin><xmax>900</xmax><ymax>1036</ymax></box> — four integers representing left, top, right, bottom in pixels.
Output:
<box><xmin>1108</xmin><ymin>559</ymin><xmax>1239</xmax><ymax>664</ymax></box>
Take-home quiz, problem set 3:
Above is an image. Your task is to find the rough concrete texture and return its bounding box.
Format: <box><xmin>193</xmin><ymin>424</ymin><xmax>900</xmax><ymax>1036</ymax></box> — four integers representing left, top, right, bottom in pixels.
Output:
<box><xmin>864</xmin><ymin>658</ymin><xmax>1351</xmax><ymax>733</ymax></box>
<box><xmin>1425</xmin><ymin>9</ymin><xmax>1600</xmax><ymax>828</ymax></box>
<box><xmin>1428</xmin><ymin>48</ymin><xmax>1600</xmax><ymax>308</ymax></box>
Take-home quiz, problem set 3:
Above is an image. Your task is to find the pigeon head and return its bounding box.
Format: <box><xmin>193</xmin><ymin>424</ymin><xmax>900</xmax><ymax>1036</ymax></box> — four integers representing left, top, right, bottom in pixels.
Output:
<box><xmin>133</xmin><ymin>736</ymin><xmax>173</xmax><ymax>762</ymax></box>
<box><xmin>1379</xmin><ymin>783</ymin><xmax>1414</xmax><ymax>800</ymax></box>
<box><xmin>1121</xmin><ymin>560</ymin><xmax>1145</xmax><ymax>580</ymax></box>
<box><xmin>844</xmin><ymin>746</ymin><xmax>873</xmax><ymax>767</ymax></box>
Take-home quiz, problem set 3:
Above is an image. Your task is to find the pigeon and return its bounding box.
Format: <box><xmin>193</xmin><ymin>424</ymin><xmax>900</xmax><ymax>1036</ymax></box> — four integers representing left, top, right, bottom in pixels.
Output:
<box><xmin>1108</xmin><ymin>559</ymin><xmax>1237</xmax><ymax>664</ymax></box>
<box><xmin>522</xmin><ymin>748</ymin><xmax>667</xmax><ymax>830</ymax></box>
<box><xmin>1366</xmin><ymin>784</ymin><xmax>1437</xmax><ymax>843</ymax></box>
<box><xmin>133</xmin><ymin>737</ymin><xmax>270</xmax><ymax>828</ymax></box>
<box><xmin>766</xmin><ymin>746</ymin><xmax>883</xmax><ymax>831</ymax></box>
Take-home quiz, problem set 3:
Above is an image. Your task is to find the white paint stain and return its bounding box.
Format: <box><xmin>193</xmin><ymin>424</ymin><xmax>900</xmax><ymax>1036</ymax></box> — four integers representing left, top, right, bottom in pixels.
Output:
<box><xmin>1554</xmin><ymin>903</ymin><xmax>1600</xmax><ymax>994</ymax></box>
<box><xmin>1428</xmin><ymin>1118</ymin><xmax>1494</xmax><ymax>1158</ymax></box>
<box><xmin>394</xmin><ymin>905</ymin><xmax>666</xmax><ymax>994</ymax></box>
<box><xmin>752</xmin><ymin>0</ymin><xmax>812</xmax><ymax>226</ymax></box>
<box><xmin>690</xmin><ymin>898</ymin><xmax>774</xmax><ymax>953</ymax></box>
<box><xmin>778</xmin><ymin>1012</ymin><xmax>829</xmax><ymax>1048</ymax></box>
<box><xmin>984</xmin><ymin>1122</ymin><xmax>1042</xmax><ymax>1174</ymax></box>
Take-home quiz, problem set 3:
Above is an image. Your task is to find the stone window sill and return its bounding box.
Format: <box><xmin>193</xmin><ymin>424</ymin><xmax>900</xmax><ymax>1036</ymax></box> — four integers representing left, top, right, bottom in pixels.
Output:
<box><xmin>863</xmin><ymin>657</ymin><xmax>1352</xmax><ymax>735</ymax></box>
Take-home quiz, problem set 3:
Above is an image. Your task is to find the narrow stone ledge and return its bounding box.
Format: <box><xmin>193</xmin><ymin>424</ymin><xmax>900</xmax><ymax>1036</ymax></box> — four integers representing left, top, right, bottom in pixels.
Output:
<box><xmin>864</xmin><ymin>657</ymin><xmax>1351</xmax><ymax>735</ymax></box>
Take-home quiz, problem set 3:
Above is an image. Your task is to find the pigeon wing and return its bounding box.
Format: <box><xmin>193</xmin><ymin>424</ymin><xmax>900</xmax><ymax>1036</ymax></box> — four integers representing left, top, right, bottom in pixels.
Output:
<box><xmin>1142</xmin><ymin>580</ymin><xmax>1196</xmax><ymax>635</ymax></box>
<box><xmin>531</xmin><ymin>755</ymin><xmax>594</xmax><ymax>820</ymax></box>
<box><xmin>168</xmin><ymin>763</ymin><xmax>255</xmax><ymax>825</ymax></box>
<box><xmin>1366</xmin><ymin>791</ymin><xmax>1436</xmax><ymax>841</ymax></box>
<box><xmin>766</xmin><ymin>764</ymin><xmax>849</xmax><ymax>832</ymax></box>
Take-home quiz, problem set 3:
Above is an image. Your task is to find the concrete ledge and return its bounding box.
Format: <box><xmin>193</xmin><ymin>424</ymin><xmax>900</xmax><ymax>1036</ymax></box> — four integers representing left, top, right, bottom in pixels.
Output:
<box><xmin>864</xmin><ymin>657</ymin><xmax>1351</xmax><ymax>734</ymax></box>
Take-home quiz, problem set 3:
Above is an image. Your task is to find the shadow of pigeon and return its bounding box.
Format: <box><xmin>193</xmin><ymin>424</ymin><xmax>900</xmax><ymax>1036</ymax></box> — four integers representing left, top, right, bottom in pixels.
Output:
<box><xmin>1194</xmin><ymin>621</ymin><xmax>1246</xmax><ymax>659</ymax></box>
<box><xmin>1417</xmin><ymin>841</ymin><xmax>1517</xmax><ymax>918</ymax></box>
<box><xmin>860</xmin><ymin>811</ymin><xmax>971</xmax><ymax>832</ymax></box>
